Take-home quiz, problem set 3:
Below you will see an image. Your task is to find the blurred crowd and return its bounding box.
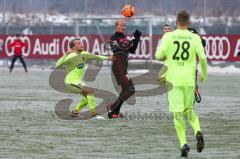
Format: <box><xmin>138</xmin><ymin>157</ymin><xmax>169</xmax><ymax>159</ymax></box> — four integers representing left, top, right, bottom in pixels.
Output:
<box><xmin>0</xmin><ymin>0</ymin><xmax>239</xmax><ymax>26</ymax></box>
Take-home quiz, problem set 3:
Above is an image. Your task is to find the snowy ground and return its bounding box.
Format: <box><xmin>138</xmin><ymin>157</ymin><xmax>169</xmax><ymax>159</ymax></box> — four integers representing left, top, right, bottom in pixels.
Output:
<box><xmin>0</xmin><ymin>66</ymin><xmax>240</xmax><ymax>159</ymax></box>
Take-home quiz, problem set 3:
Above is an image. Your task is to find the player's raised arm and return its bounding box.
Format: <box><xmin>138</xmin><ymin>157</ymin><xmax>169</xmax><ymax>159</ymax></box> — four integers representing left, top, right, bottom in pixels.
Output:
<box><xmin>196</xmin><ymin>36</ymin><xmax>207</xmax><ymax>82</ymax></box>
<box><xmin>82</xmin><ymin>52</ymin><xmax>113</xmax><ymax>61</ymax></box>
<box><xmin>56</xmin><ymin>44</ymin><xmax>76</xmax><ymax>68</ymax></box>
<box><xmin>56</xmin><ymin>54</ymin><xmax>67</xmax><ymax>68</ymax></box>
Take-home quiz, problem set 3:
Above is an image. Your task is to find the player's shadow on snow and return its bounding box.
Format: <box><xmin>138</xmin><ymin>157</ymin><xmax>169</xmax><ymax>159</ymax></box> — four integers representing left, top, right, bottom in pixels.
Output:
<box><xmin>49</xmin><ymin>62</ymin><xmax>171</xmax><ymax>120</ymax></box>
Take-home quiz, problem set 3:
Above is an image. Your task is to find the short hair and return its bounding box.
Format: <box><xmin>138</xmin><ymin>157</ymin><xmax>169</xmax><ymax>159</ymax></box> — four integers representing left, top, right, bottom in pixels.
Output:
<box><xmin>177</xmin><ymin>10</ymin><xmax>190</xmax><ymax>25</ymax></box>
<box><xmin>164</xmin><ymin>24</ymin><xmax>171</xmax><ymax>27</ymax></box>
<box><xmin>16</xmin><ymin>33</ymin><xmax>20</xmax><ymax>37</ymax></box>
<box><xmin>163</xmin><ymin>19</ymin><xmax>171</xmax><ymax>27</ymax></box>
<box><xmin>69</xmin><ymin>38</ymin><xmax>80</xmax><ymax>49</ymax></box>
<box><xmin>115</xmin><ymin>19</ymin><xmax>125</xmax><ymax>27</ymax></box>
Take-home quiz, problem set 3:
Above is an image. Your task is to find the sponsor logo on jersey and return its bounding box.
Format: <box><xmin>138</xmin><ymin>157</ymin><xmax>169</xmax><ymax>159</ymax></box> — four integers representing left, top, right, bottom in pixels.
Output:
<box><xmin>77</xmin><ymin>63</ymin><xmax>84</xmax><ymax>69</ymax></box>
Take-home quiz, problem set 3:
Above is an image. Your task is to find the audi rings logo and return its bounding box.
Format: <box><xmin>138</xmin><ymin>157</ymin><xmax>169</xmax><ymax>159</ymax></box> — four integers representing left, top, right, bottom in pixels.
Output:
<box><xmin>203</xmin><ymin>36</ymin><xmax>230</xmax><ymax>60</ymax></box>
<box><xmin>5</xmin><ymin>36</ymin><xmax>31</xmax><ymax>57</ymax></box>
<box><xmin>0</xmin><ymin>39</ymin><xmax>3</xmax><ymax>52</ymax></box>
<box><xmin>129</xmin><ymin>36</ymin><xmax>150</xmax><ymax>59</ymax></box>
<box><xmin>62</xmin><ymin>36</ymin><xmax>89</xmax><ymax>53</ymax></box>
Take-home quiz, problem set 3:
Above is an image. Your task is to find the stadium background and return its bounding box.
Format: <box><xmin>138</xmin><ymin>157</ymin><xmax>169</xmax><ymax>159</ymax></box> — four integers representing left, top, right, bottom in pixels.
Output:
<box><xmin>0</xmin><ymin>0</ymin><xmax>240</xmax><ymax>34</ymax></box>
<box><xmin>0</xmin><ymin>0</ymin><xmax>240</xmax><ymax>64</ymax></box>
<box><xmin>0</xmin><ymin>0</ymin><xmax>240</xmax><ymax>66</ymax></box>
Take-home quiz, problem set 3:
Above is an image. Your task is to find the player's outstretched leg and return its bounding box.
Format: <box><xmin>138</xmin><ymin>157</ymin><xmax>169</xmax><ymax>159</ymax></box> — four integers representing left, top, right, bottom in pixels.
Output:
<box><xmin>173</xmin><ymin>112</ymin><xmax>189</xmax><ymax>157</ymax></box>
<box><xmin>107</xmin><ymin>97</ymin><xmax>124</xmax><ymax>119</ymax></box>
<box><xmin>19</xmin><ymin>56</ymin><xmax>28</xmax><ymax>72</ymax></box>
<box><xmin>81</xmin><ymin>86</ymin><xmax>98</xmax><ymax>117</ymax></box>
<box><xmin>86</xmin><ymin>94</ymin><xmax>97</xmax><ymax>117</ymax></box>
<box><xmin>9</xmin><ymin>56</ymin><xmax>18</xmax><ymax>72</ymax></box>
<box><xmin>69</xmin><ymin>84</ymin><xmax>97</xmax><ymax>117</ymax></box>
<box><xmin>108</xmin><ymin>80</ymin><xmax>135</xmax><ymax>119</ymax></box>
<box><xmin>72</xmin><ymin>96</ymin><xmax>88</xmax><ymax>115</ymax></box>
<box><xmin>184</xmin><ymin>108</ymin><xmax>204</xmax><ymax>152</ymax></box>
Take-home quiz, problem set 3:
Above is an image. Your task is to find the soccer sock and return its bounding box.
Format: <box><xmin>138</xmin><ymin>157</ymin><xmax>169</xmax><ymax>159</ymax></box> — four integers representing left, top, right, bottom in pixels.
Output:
<box><xmin>75</xmin><ymin>96</ymin><xmax>88</xmax><ymax>112</ymax></box>
<box><xmin>87</xmin><ymin>95</ymin><xmax>97</xmax><ymax>116</ymax></box>
<box><xmin>111</xmin><ymin>97</ymin><xmax>124</xmax><ymax>114</ymax></box>
<box><xmin>184</xmin><ymin>109</ymin><xmax>201</xmax><ymax>135</ymax></box>
<box><xmin>173</xmin><ymin>112</ymin><xmax>187</xmax><ymax>148</ymax></box>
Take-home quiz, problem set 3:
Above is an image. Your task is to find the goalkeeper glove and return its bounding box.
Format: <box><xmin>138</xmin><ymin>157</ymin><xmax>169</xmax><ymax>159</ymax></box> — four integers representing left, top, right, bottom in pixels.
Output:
<box><xmin>133</xmin><ymin>29</ymin><xmax>142</xmax><ymax>41</ymax></box>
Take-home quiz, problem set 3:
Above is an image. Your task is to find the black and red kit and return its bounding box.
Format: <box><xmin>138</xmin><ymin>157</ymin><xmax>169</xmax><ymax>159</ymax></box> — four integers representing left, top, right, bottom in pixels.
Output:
<box><xmin>108</xmin><ymin>29</ymin><xmax>141</xmax><ymax>118</ymax></box>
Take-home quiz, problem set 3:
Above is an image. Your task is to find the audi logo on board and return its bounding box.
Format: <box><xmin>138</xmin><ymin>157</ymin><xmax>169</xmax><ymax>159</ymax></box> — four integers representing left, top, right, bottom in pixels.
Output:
<box><xmin>5</xmin><ymin>36</ymin><xmax>31</xmax><ymax>57</ymax></box>
<box><xmin>0</xmin><ymin>35</ymin><xmax>239</xmax><ymax>61</ymax></box>
<box><xmin>203</xmin><ymin>36</ymin><xmax>231</xmax><ymax>60</ymax></box>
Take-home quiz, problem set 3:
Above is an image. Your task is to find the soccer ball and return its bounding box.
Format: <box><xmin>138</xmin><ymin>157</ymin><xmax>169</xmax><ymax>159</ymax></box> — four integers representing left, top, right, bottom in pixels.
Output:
<box><xmin>122</xmin><ymin>4</ymin><xmax>135</xmax><ymax>18</ymax></box>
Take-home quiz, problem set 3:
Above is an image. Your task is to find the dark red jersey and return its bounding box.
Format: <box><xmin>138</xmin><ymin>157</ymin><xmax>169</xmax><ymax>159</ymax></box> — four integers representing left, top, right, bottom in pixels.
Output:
<box><xmin>110</xmin><ymin>32</ymin><xmax>140</xmax><ymax>85</ymax></box>
<box><xmin>110</xmin><ymin>32</ymin><xmax>139</xmax><ymax>69</ymax></box>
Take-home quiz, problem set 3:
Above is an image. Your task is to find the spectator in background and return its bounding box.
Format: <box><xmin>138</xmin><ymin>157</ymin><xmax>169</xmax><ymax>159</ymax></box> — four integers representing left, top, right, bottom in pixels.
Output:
<box><xmin>163</xmin><ymin>22</ymin><xmax>173</xmax><ymax>33</ymax></box>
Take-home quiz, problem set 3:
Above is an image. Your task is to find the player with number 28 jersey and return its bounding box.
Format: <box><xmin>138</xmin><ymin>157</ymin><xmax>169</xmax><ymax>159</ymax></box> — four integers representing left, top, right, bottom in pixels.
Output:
<box><xmin>156</xmin><ymin>30</ymin><xmax>206</xmax><ymax>87</ymax></box>
<box><xmin>155</xmin><ymin>10</ymin><xmax>207</xmax><ymax>158</ymax></box>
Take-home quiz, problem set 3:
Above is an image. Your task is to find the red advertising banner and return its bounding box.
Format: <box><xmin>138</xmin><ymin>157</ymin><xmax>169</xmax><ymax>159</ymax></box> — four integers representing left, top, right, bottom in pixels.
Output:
<box><xmin>0</xmin><ymin>34</ymin><xmax>240</xmax><ymax>61</ymax></box>
<box><xmin>202</xmin><ymin>35</ymin><xmax>240</xmax><ymax>61</ymax></box>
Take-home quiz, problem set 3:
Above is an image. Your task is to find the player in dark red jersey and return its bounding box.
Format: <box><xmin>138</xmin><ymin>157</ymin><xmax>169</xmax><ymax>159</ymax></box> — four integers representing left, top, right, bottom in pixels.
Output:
<box><xmin>107</xmin><ymin>19</ymin><xmax>141</xmax><ymax>118</ymax></box>
<box><xmin>9</xmin><ymin>34</ymin><xmax>28</xmax><ymax>72</ymax></box>
<box><xmin>188</xmin><ymin>28</ymin><xmax>206</xmax><ymax>103</ymax></box>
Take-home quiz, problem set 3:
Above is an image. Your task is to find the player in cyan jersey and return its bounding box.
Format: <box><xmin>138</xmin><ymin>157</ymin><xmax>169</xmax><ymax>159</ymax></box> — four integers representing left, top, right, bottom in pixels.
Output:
<box><xmin>56</xmin><ymin>38</ymin><xmax>113</xmax><ymax>118</ymax></box>
<box><xmin>155</xmin><ymin>10</ymin><xmax>207</xmax><ymax>158</ymax></box>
